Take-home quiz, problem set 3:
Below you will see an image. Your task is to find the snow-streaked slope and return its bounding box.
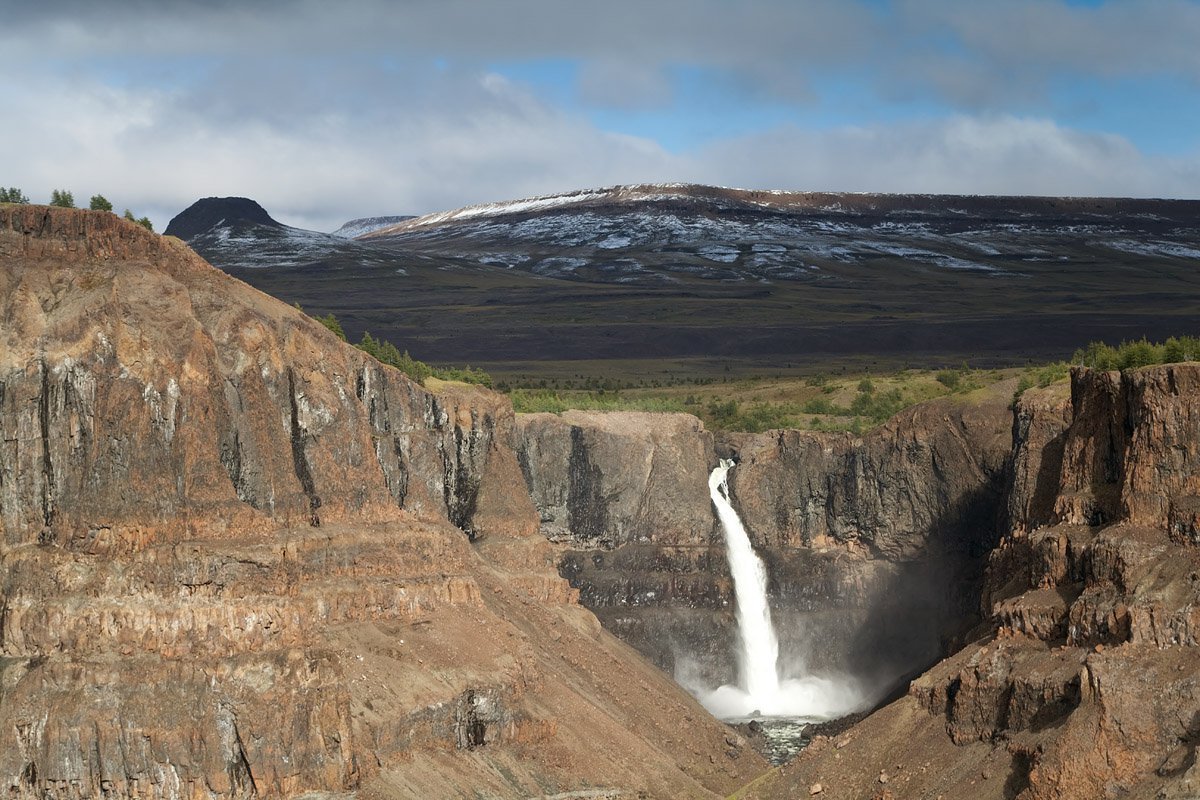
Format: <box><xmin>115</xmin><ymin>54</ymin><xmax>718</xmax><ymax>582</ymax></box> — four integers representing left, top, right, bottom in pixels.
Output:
<box><xmin>331</xmin><ymin>215</ymin><xmax>415</xmax><ymax>239</ymax></box>
<box><xmin>166</xmin><ymin>196</ymin><xmax>411</xmax><ymax>270</ymax></box>
<box><xmin>360</xmin><ymin>184</ymin><xmax>1200</xmax><ymax>285</ymax></box>
<box><xmin>172</xmin><ymin>186</ymin><xmax>1200</xmax><ymax>288</ymax></box>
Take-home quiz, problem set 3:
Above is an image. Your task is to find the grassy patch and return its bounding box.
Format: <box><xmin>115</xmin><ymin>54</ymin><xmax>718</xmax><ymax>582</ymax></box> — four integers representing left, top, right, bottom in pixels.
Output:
<box><xmin>508</xmin><ymin>364</ymin><xmax>1020</xmax><ymax>433</ymax></box>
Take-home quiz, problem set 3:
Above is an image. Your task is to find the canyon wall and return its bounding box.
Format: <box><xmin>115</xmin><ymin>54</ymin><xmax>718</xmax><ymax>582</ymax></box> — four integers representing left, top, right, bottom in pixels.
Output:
<box><xmin>10</xmin><ymin>204</ymin><xmax>1198</xmax><ymax>799</ymax></box>
<box><xmin>0</xmin><ymin>206</ymin><xmax>764</xmax><ymax>799</ymax></box>
<box><xmin>515</xmin><ymin>393</ymin><xmax>1012</xmax><ymax>693</ymax></box>
<box><xmin>742</xmin><ymin>365</ymin><xmax>1200</xmax><ymax>800</ymax></box>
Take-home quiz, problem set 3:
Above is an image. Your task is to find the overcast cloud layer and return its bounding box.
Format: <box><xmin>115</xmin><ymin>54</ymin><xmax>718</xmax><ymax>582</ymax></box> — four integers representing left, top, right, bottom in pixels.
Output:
<box><xmin>2</xmin><ymin>0</ymin><xmax>1198</xmax><ymax>231</ymax></box>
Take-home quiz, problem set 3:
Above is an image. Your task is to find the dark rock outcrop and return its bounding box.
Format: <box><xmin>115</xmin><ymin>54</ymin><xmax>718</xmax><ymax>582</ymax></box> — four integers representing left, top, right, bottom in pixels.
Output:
<box><xmin>515</xmin><ymin>393</ymin><xmax>1013</xmax><ymax>693</ymax></box>
<box><xmin>163</xmin><ymin>197</ymin><xmax>282</xmax><ymax>240</ymax></box>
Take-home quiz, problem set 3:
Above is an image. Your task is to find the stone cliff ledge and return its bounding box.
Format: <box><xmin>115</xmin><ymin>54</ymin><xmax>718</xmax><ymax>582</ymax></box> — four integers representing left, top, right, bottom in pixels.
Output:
<box><xmin>0</xmin><ymin>206</ymin><xmax>765</xmax><ymax>800</ymax></box>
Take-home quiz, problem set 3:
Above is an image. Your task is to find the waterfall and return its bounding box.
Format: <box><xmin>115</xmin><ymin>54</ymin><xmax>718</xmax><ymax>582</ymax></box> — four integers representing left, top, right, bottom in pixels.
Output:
<box><xmin>708</xmin><ymin>459</ymin><xmax>782</xmax><ymax>705</ymax></box>
<box><xmin>697</xmin><ymin>459</ymin><xmax>866</xmax><ymax>721</ymax></box>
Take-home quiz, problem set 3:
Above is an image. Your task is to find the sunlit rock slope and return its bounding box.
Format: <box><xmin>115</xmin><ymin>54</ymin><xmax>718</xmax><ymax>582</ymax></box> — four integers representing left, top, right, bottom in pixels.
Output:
<box><xmin>0</xmin><ymin>205</ymin><xmax>766</xmax><ymax>799</ymax></box>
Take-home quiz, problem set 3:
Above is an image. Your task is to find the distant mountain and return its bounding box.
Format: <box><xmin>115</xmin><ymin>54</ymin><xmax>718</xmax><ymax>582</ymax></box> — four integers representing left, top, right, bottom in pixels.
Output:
<box><xmin>165</xmin><ymin>197</ymin><xmax>403</xmax><ymax>270</ymax></box>
<box><xmin>169</xmin><ymin>185</ymin><xmax>1200</xmax><ymax>372</ymax></box>
<box><xmin>163</xmin><ymin>196</ymin><xmax>281</xmax><ymax>240</ymax></box>
<box><xmin>362</xmin><ymin>183</ymin><xmax>1200</xmax><ymax>284</ymax></box>
<box><xmin>330</xmin><ymin>215</ymin><xmax>415</xmax><ymax>239</ymax></box>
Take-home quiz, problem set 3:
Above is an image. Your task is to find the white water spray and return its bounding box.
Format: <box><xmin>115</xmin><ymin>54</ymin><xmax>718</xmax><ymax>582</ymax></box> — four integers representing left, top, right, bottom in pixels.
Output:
<box><xmin>698</xmin><ymin>460</ymin><xmax>865</xmax><ymax>721</ymax></box>
<box><xmin>709</xmin><ymin>460</ymin><xmax>782</xmax><ymax>702</ymax></box>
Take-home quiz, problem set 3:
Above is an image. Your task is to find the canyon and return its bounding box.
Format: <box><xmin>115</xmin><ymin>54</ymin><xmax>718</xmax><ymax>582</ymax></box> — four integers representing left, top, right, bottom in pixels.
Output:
<box><xmin>3</xmin><ymin>204</ymin><xmax>1200</xmax><ymax>799</ymax></box>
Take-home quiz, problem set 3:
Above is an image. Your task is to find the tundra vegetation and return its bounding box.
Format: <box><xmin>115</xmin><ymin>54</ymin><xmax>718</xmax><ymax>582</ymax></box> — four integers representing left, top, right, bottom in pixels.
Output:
<box><xmin>304</xmin><ymin>312</ymin><xmax>1198</xmax><ymax>433</ymax></box>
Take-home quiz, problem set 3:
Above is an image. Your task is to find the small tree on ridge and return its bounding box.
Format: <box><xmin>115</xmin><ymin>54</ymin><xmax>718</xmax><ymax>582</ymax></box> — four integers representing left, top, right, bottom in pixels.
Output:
<box><xmin>49</xmin><ymin>189</ymin><xmax>75</xmax><ymax>208</ymax></box>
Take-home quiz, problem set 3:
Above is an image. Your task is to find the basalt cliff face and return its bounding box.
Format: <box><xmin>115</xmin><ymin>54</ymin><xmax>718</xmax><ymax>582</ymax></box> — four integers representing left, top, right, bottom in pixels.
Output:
<box><xmin>740</xmin><ymin>365</ymin><xmax>1200</xmax><ymax>800</ymax></box>
<box><xmin>8</xmin><ymin>205</ymin><xmax>1197</xmax><ymax>800</ymax></box>
<box><xmin>0</xmin><ymin>206</ymin><xmax>766</xmax><ymax>799</ymax></box>
<box><xmin>515</xmin><ymin>394</ymin><xmax>1012</xmax><ymax>694</ymax></box>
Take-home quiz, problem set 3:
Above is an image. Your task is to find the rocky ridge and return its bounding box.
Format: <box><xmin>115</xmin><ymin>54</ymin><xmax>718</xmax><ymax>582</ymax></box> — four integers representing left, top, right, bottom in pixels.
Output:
<box><xmin>0</xmin><ymin>205</ymin><xmax>765</xmax><ymax>799</ymax></box>
<box><xmin>6</xmin><ymin>204</ymin><xmax>1200</xmax><ymax>799</ymax></box>
<box><xmin>163</xmin><ymin>197</ymin><xmax>406</xmax><ymax>271</ymax></box>
<box><xmin>734</xmin><ymin>365</ymin><xmax>1200</xmax><ymax>799</ymax></box>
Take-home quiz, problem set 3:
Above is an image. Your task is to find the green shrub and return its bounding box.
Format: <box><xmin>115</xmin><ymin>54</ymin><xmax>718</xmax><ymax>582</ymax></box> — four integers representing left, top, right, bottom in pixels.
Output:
<box><xmin>1073</xmin><ymin>336</ymin><xmax>1200</xmax><ymax>371</ymax></box>
<box><xmin>1035</xmin><ymin>362</ymin><xmax>1068</xmax><ymax>387</ymax></box>
<box><xmin>1012</xmin><ymin>375</ymin><xmax>1034</xmax><ymax>405</ymax></box>
<box><xmin>935</xmin><ymin>370</ymin><xmax>960</xmax><ymax>389</ymax></box>
<box><xmin>510</xmin><ymin>390</ymin><xmax>687</xmax><ymax>415</ymax></box>
<box><xmin>802</xmin><ymin>397</ymin><xmax>841</xmax><ymax>415</ymax></box>
<box><xmin>89</xmin><ymin>194</ymin><xmax>113</xmax><ymax>212</ymax></box>
<box><xmin>0</xmin><ymin>187</ymin><xmax>29</xmax><ymax>204</ymax></box>
<box><xmin>356</xmin><ymin>331</ymin><xmax>491</xmax><ymax>387</ymax></box>
<box><xmin>1164</xmin><ymin>336</ymin><xmax>1200</xmax><ymax>363</ymax></box>
<box><xmin>849</xmin><ymin>388</ymin><xmax>904</xmax><ymax>422</ymax></box>
<box><xmin>122</xmin><ymin>208</ymin><xmax>154</xmax><ymax>231</ymax></box>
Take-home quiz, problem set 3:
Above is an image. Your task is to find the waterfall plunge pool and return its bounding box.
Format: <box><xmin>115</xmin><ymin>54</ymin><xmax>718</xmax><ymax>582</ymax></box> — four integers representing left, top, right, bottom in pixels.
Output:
<box><xmin>694</xmin><ymin>460</ymin><xmax>869</xmax><ymax>763</ymax></box>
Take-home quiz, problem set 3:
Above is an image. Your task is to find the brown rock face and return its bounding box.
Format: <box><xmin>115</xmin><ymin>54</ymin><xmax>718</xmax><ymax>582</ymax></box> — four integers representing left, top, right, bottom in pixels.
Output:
<box><xmin>0</xmin><ymin>207</ymin><xmax>765</xmax><ymax>799</ymax></box>
<box><xmin>517</xmin><ymin>410</ymin><xmax>717</xmax><ymax>547</ymax></box>
<box><xmin>727</xmin><ymin>397</ymin><xmax>1010</xmax><ymax>559</ymax></box>
<box><xmin>514</xmin><ymin>393</ymin><xmax>1012</xmax><ymax>693</ymax></box>
<box><xmin>747</xmin><ymin>364</ymin><xmax>1200</xmax><ymax>800</ymax></box>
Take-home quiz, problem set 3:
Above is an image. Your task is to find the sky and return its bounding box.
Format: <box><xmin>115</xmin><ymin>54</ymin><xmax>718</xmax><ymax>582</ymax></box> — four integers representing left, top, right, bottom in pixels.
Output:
<box><xmin>2</xmin><ymin>0</ymin><xmax>1199</xmax><ymax>232</ymax></box>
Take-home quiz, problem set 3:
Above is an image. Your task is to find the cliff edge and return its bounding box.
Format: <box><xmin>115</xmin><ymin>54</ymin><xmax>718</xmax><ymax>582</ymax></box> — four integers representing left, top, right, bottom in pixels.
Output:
<box><xmin>740</xmin><ymin>365</ymin><xmax>1200</xmax><ymax>799</ymax></box>
<box><xmin>0</xmin><ymin>206</ymin><xmax>766</xmax><ymax>799</ymax></box>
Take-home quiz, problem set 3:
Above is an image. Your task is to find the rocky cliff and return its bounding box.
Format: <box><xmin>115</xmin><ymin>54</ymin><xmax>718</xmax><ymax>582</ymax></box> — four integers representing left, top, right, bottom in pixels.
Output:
<box><xmin>740</xmin><ymin>364</ymin><xmax>1200</xmax><ymax>799</ymax></box>
<box><xmin>515</xmin><ymin>392</ymin><xmax>1012</xmax><ymax>695</ymax></box>
<box><xmin>10</xmin><ymin>204</ymin><xmax>1196</xmax><ymax>799</ymax></box>
<box><xmin>0</xmin><ymin>206</ymin><xmax>766</xmax><ymax>799</ymax></box>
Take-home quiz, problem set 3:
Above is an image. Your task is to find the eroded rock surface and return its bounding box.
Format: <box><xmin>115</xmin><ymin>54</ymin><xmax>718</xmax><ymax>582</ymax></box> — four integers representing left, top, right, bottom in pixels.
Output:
<box><xmin>0</xmin><ymin>206</ymin><xmax>765</xmax><ymax>799</ymax></box>
<box><xmin>743</xmin><ymin>365</ymin><xmax>1200</xmax><ymax>800</ymax></box>
<box><xmin>515</xmin><ymin>393</ymin><xmax>1012</xmax><ymax>693</ymax></box>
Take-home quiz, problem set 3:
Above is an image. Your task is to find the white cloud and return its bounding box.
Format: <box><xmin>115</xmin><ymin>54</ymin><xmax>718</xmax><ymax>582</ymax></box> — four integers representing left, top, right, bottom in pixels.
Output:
<box><xmin>576</xmin><ymin>61</ymin><xmax>674</xmax><ymax>110</ymax></box>
<box><xmin>0</xmin><ymin>69</ymin><xmax>682</xmax><ymax>231</ymax></box>
<box><xmin>692</xmin><ymin>115</ymin><xmax>1200</xmax><ymax>198</ymax></box>
<box><xmin>2</xmin><ymin>2</ymin><xmax>1197</xmax><ymax>230</ymax></box>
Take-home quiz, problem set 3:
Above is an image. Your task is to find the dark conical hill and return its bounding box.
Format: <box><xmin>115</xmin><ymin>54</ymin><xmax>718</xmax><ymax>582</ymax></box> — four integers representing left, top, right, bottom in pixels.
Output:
<box><xmin>164</xmin><ymin>196</ymin><xmax>281</xmax><ymax>239</ymax></box>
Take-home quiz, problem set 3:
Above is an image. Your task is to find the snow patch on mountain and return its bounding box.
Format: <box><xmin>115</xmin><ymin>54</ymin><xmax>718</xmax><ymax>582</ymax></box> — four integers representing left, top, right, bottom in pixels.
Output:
<box><xmin>331</xmin><ymin>215</ymin><xmax>415</xmax><ymax>238</ymax></box>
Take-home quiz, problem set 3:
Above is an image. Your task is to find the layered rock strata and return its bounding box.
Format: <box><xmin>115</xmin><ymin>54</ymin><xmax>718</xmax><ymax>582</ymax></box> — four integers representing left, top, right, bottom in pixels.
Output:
<box><xmin>0</xmin><ymin>206</ymin><xmax>765</xmax><ymax>799</ymax></box>
<box><xmin>742</xmin><ymin>365</ymin><xmax>1200</xmax><ymax>799</ymax></box>
<box><xmin>515</xmin><ymin>394</ymin><xmax>1011</xmax><ymax>694</ymax></box>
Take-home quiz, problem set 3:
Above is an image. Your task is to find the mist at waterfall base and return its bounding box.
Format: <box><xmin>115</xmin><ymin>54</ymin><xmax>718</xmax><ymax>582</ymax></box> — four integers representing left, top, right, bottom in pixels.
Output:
<box><xmin>691</xmin><ymin>461</ymin><xmax>868</xmax><ymax>723</ymax></box>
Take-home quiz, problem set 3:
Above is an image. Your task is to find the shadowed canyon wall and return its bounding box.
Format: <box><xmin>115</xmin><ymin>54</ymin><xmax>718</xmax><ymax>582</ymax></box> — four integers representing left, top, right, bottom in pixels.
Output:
<box><xmin>737</xmin><ymin>364</ymin><xmax>1200</xmax><ymax>800</ymax></box>
<box><xmin>515</xmin><ymin>394</ymin><xmax>1012</xmax><ymax>696</ymax></box>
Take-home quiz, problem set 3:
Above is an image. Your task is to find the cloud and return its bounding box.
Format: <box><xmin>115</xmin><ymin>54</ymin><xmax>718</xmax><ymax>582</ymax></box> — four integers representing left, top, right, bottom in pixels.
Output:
<box><xmin>0</xmin><ymin>68</ymin><xmax>682</xmax><ymax>231</ymax></box>
<box><xmin>692</xmin><ymin>115</ymin><xmax>1200</xmax><ymax>198</ymax></box>
<box><xmin>908</xmin><ymin>0</ymin><xmax>1200</xmax><ymax>80</ymax></box>
<box><xmin>2</xmin><ymin>0</ymin><xmax>1197</xmax><ymax>230</ymax></box>
<box><xmin>9</xmin><ymin>1</ymin><xmax>1200</xmax><ymax>103</ymax></box>
<box><xmin>576</xmin><ymin>61</ymin><xmax>674</xmax><ymax>110</ymax></box>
